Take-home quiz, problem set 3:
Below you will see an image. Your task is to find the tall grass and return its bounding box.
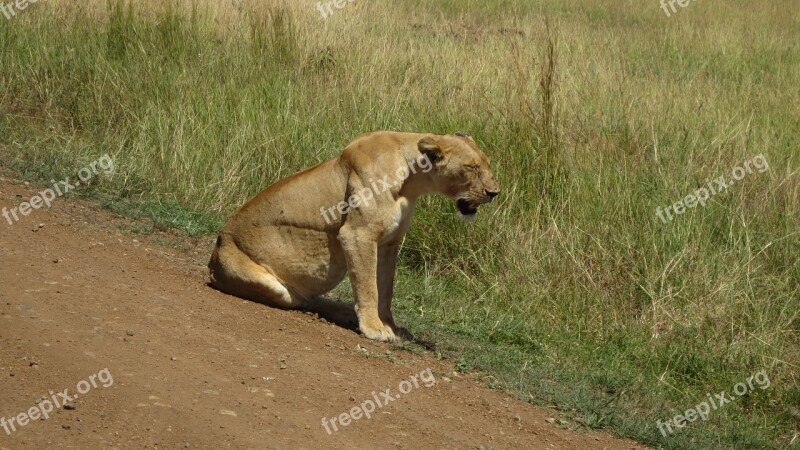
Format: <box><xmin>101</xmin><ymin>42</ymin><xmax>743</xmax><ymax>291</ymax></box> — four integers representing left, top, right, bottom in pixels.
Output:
<box><xmin>0</xmin><ymin>1</ymin><xmax>798</xmax><ymax>447</ymax></box>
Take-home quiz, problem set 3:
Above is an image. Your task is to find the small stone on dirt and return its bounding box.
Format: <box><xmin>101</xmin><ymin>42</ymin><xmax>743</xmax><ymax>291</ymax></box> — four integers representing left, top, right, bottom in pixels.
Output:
<box><xmin>64</xmin><ymin>404</ymin><xmax>76</xmax><ymax>410</ymax></box>
<box><xmin>126</xmin><ymin>330</ymin><xmax>134</xmax><ymax>336</ymax></box>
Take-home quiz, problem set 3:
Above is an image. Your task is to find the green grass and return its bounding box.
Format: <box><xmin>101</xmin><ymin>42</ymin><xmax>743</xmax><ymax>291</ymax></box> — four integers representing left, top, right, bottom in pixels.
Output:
<box><xmin>1</xmin><ymin>1</ymin><xmax>798</xmax><ymax>448</ymax></box>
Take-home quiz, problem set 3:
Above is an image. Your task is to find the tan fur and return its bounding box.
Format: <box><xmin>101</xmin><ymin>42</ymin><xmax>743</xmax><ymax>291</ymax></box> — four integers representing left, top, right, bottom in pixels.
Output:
<box><xmin>209</xmin><ymin>131</ymin><xmax>499</xmax><ymax>342</ymax></box>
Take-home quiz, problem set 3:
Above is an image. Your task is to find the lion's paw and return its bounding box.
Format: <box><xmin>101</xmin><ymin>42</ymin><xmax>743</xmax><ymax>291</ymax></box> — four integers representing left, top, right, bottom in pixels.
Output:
<box><xmin>360</xmin><ymin>323</ymin><xmax>399</xmax><ymax>342</ymax></box>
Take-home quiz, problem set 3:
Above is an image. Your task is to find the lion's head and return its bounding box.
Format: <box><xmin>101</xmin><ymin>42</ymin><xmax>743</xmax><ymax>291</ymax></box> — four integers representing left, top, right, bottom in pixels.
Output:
<box><xmin>417</xmin><ymin>132</ymin><xmax>500</xmax><ymax>220</ymax></box>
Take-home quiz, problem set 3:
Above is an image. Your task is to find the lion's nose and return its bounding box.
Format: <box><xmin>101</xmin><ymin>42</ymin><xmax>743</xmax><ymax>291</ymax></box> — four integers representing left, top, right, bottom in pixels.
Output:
<box><xmin>485</xmin><ymin>189</ymin><xmax>499</xmax><ymax>200</ymax></box>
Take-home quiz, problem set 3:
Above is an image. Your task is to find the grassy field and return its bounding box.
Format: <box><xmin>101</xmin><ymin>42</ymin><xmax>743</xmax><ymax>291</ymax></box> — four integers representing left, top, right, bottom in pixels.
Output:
<box><xmin>1</xmin><ymin>0</ymin><xmax>798</xmax><ymax>448</ymax></box>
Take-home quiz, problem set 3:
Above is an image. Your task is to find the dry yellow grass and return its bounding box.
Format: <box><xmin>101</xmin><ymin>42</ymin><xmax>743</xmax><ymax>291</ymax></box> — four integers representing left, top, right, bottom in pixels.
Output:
<box><xmin>1</xmin><ymin>1</ymin><xmax>798</xmax><ymax>447</ymax></box>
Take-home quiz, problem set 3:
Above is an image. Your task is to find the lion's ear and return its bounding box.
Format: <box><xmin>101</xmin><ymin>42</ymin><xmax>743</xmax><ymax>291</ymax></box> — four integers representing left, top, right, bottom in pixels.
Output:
<box><xmin>418</xmin><ymin>137</ymin><xmax>444</xmax><ymax>164</ymax></box>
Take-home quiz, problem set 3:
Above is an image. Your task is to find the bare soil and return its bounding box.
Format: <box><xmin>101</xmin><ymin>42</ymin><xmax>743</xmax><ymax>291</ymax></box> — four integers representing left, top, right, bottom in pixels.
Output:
<box><xmin>0</xmin><ymin>172</ymin><xmax>646</xmax><ymax>449</ymax></box>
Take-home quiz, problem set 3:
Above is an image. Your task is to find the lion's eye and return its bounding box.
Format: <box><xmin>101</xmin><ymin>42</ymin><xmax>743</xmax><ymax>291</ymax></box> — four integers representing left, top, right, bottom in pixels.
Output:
<box><xmin>465</xmin><ymin>164</ymin><xmax>479</xmax><ymax>170</ymax></box>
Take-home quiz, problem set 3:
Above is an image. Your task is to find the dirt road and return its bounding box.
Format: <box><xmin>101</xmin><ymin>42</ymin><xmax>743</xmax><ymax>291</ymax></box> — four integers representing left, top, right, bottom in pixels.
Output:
<box><xmin>0</xmin><ymin>172</ymin><xmax>644</xmax><ymax>449</ymax></box>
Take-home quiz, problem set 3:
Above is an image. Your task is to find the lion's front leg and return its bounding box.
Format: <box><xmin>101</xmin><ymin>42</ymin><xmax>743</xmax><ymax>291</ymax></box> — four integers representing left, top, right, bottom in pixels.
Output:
<box><xmin>378</xmin><ymin>241</ymin><xmax>409</xmax><ymax>339</ymax></box>
<box><xmin>339</xmin><ymin>229</ymin><xmax>398</xmax><ymax>342</ymax></box>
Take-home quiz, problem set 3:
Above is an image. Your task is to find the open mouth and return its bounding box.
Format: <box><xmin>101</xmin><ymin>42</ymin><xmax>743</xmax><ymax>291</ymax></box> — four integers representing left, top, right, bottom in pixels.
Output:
<box><xmin>456</xmin><ymin>198</ymin><xmax>478</xmax><ymax>216</ymax></box>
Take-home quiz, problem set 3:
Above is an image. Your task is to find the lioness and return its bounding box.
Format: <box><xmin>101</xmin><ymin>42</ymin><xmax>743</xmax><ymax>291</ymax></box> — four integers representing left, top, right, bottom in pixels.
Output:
<box><xmin>209</xmin><ymin>131</ymin><xmax>499</xmax><ymax>342</ymax></box>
